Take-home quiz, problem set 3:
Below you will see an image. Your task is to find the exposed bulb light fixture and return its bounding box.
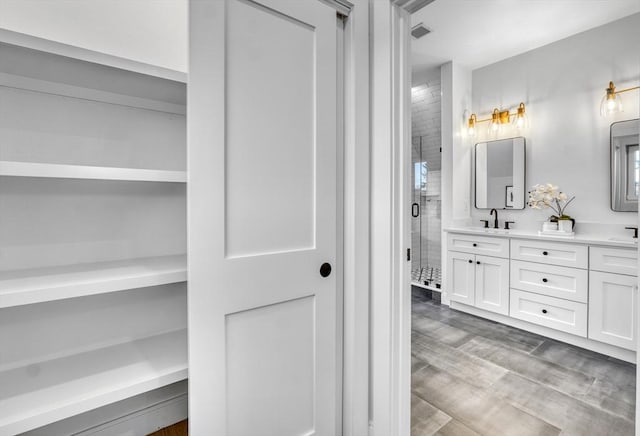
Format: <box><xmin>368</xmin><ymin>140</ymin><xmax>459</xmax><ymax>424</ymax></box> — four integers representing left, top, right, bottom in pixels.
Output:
<box><xmin>489</xmin><ymin>109</ymin><xmax>501</xmax><ymax>133</ymax></box>
<box><xmin>600</xmin><ymin>81</ymin><xmax>639</xmax><ymax>117</ymax></box>
<box><xmin>513</xmin><ymin>102</ymin><xmax>528</xmax><ymax>129</ymax></box>
<box><xmin>466</xmin><ymin>102</ymin><xmax>527</xmax><ymax>137</ymax></box>
<box><xmin>467</xmin><ymin>113</ymin><xmax>477</xmax><ymax>136</ymax></box>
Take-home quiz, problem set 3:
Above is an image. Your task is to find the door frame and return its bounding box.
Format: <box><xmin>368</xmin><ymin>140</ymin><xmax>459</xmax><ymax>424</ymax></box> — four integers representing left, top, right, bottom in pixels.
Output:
<box><xmin>367</xmin><ymin>2</ymin><xmax>413</xmax><ymax>436</ymax></box>
<box><xmin>340</xmin><ymin>2</ymin><xmax>412</xmax><ymax>435</ymax></box>
<box><xmin>340</xmin><ymin>1</ymin><xmax>371</xmax><ymax>435</ymax></box>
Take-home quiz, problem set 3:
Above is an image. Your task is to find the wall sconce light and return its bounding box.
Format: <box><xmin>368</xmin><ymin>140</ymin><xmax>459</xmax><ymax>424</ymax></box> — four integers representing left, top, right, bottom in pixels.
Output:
<box><xmin>600</xmin><ymin>81</ymin><xmax>639</xmax><ymax>116</ymax></box>
<box><xmin>466</xmin><ymin>102</ymin><xmax>527</xmax><ymax>136</ymax></box>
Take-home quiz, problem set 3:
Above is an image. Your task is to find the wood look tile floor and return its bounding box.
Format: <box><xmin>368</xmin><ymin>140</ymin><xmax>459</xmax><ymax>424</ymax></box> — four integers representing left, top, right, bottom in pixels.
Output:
<box><xmin>411</xmin><ymin>292</ymin><xmax>636</xmax><ymax>436</ymax></box>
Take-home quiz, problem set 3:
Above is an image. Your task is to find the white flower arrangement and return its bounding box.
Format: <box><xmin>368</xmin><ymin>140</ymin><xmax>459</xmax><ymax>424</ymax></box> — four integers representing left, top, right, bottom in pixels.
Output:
<box><xmin>527</xmin><ymin>183</ymin><xmax>575</xmax><ymax>219</ymax></box>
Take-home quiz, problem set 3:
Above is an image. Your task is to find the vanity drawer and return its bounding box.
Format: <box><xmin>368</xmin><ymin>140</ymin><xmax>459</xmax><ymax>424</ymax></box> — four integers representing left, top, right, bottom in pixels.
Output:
<box><xmin>447</xmin><ymin>233</ymin><xmax>509</xmax><ymax>258</ymax></box>
<box><xmin>510</xmin><ymin>260</ymin><xmax>588</xmax><ymax>303</ymax></box>
<box><xmin>590</xmin><ymin>247</ymin><xmax>637</xmax><ymax>276</ymax></box>
<box><xmin>510</xmin><ymin>239</ymin><xmax>588</xmax><ymax>269</ymax></box>
<box><xmin>510</xmin><ymin>289</ymin><xmax>587</xmax><ymax>337</ymax></box>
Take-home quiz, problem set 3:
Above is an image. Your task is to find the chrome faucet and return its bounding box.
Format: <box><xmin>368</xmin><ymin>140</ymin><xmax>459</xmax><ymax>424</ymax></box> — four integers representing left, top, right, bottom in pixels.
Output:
<box><xmin>489</xmin><ymin>208</ymin><xmax>499</xmax><ymax>229</ymax></box>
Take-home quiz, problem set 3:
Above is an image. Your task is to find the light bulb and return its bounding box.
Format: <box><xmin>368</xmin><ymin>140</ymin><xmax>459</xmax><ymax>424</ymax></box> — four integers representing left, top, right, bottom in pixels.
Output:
<box><xmin>467</xmin><ymin>126</ymin><xmax>475</xmax><ymax>136</ymax></box>
<box><xmin>600</xmin><ymin>82</ymin><xmax>623</xmax><ymax>116</ymax></box>
<box><xmin>488</xmin><ymin>109</ymin><xmax>501</xmax><ymax>134</ymax></box>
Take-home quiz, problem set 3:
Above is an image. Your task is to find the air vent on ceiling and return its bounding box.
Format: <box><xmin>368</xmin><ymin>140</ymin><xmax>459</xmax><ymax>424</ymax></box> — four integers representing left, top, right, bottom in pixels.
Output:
<box><xmin>411</xmin><ymin>23</ymin><xmax>431</xmax><ymax>39</ymax></box>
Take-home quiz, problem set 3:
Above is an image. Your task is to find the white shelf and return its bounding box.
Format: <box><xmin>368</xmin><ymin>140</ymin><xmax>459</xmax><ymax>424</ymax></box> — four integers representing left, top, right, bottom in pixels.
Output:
<box><xmin>0</xmin><ymin>29</ymin><xmax>187</xmax><ymax>83</ymax></box>
<box><xmin>0</xmin><ymin>161</ymin><xmax>187</xmax><ymax>183</ymax></box>
<box><xmin>0</xmin><ymin>71</ymin><xmax>187</xmax><ymax>115</ymax></box>
<box><xmin>0</xmin><ymin>329</ymin><xmax>188</xmax><ymax>435</ymax></box>
<box><xmin>0</xmin><ymin>255</ymin><xmax>187</xmax><ymax>308</ymax></box>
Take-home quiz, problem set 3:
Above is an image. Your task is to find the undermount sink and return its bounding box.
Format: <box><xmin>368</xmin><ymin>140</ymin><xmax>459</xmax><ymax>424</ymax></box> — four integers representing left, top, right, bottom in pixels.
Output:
<box><xmin>608</xmin><ymin>237</ymin><xmax>638</xmax><ymax>244</ymax></box>
<box><xmin>466</xmin><ymin>227</ymin><xmax>510</xmax><ymax>234</ymax></box>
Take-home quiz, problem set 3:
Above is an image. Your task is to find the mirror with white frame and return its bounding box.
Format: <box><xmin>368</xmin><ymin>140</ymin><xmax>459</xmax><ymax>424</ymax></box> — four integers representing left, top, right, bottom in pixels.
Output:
<box><xmin>475</xmin><ymin>137</ymin><xmax>526</xmax><ymax>209</ymax></box>
<box><xmin>611</xmin><ymin>119</ymin><xmax>640</xmax><ymax>212</ymax></box>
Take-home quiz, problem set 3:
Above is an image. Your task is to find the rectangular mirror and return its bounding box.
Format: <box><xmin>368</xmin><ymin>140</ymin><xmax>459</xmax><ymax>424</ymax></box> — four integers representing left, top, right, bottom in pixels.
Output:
<box><xmin>475</xmin><ymin>137</ymin><xmax>526</xmax><ymax>209</ymax></box>
<box><xmin>611</xmin><ymin>118</ymin><xmax>639</xmax><ymax>211</ymax></box>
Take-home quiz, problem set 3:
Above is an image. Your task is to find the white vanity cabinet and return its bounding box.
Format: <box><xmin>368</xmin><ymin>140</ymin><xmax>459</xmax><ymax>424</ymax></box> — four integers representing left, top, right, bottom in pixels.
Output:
<box><xmin>509</xmin><ymin>238</ymin><xmax>589</xmax><ymax>337</ymax></box>
<box><xmin>588</xmin><ymin>247</ymin><xmax>638</xmax><ymax>351</ymax></box>
<box><xmin>445</xmin><ymin>229</ymin><xmax>639</xmax><ymax>362</ymax></box>
<box><xmin>447</xmin><ymin>234</ymin><xmax>510</xmax><ymax>315</ymax></box>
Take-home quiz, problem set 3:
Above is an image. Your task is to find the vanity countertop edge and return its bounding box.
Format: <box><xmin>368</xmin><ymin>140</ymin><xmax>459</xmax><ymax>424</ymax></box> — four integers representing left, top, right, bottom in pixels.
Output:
<box><xmin>444</xmin><ymin>227</ymin><xmax>638</xmax><ymax>249</ymax></box>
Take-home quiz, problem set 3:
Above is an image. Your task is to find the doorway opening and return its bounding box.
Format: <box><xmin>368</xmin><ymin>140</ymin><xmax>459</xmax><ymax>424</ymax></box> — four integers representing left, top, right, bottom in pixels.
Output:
<box><xmin>406</xmin><ymin>3</ymin><xmax>639</xmax><ymax>435</ymax></box>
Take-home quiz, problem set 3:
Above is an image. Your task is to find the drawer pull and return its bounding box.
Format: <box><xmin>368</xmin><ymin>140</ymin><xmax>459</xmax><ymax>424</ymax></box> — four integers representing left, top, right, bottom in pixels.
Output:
<box><xmin>472</xmin><ymin>243</ymin><xmax>477</xmax><ymax>247</ymax></box>
<box><xmin>542</xmin><ymin>278</ymin><xmax>548</xmax><ymax>283</ymax></box>
<box><xmin>542</xmin><ymin>251</ymin><xmax>548</xmax><ymax>255</ymax></box>
<box><xmin>476</xmin><ymin>261</ymin><xmax>481</xmax><ymax>265</ymax></box>
<box><xmin>542</xmin><ymin>309</ymin><xmax>548</xmax><ymax>314</ymax></box>
<box><xmin>468</xmin><ymin>259</ymin><xmax>473</xmax><ymax>263</ymax></box>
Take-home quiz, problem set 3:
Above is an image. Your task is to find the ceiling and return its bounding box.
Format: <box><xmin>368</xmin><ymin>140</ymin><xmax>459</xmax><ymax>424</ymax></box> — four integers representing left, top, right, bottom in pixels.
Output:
<box><xmin>411</xmin><ymin>0</ymin><xmax>640</xmax><ymax>73</ymax></box>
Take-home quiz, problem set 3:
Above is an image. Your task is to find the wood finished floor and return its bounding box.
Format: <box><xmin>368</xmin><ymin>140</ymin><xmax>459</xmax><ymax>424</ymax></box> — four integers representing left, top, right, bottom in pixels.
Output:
<box><xmin>411</xmin><ymin>292</ymin><xmax>636</xmax><ymax>436</ymax></box>
<box><xmin>148</xmin><ymin>420</ymin><xmax>188</xmax><ymax>436</ymax></box>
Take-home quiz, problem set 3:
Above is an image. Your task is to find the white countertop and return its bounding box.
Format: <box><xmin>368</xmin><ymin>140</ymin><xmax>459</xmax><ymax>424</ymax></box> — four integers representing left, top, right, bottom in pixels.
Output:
<box><xmin>444</xmin><ymin>227</ymin><xmax>639</xmax><ymax>249</ymax></box>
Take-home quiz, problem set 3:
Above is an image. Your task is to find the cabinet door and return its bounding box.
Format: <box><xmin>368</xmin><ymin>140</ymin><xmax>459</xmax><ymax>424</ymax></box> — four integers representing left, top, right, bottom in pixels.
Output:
<box><xmin>475</xmin><ymin>255</ymin><xmax>510</xmax><ymax>315</ymax></box>
<box><xmin>589</xmin><ymin>271</ymin><xmax>637</xmax><ymax>351</ymax></box>
<box><xmin>447</xmin><ymin>251</ymin><xmax>475</xmax><ymax>305</ymax></box>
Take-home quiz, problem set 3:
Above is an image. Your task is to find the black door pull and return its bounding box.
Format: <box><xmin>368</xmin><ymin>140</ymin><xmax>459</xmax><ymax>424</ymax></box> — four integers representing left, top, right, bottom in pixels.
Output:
<box><xmin>412</xmin><ymin>203</ymin><xmax>420</xmax><ymax>218</ymax></box>
<box><xmin>320</xmin><ymin>263</ymin><xmax>332</xmax><ymax>278</ymax></box>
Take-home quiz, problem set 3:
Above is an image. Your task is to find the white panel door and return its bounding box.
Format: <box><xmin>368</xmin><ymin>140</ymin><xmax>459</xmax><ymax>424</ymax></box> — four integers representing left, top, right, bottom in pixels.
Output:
<box><xmin>447</xmin><ymin>251</ymin><xmax>475</xmax><ymax>305</ymax></box>
<box><xmin>475</xmin><ymin>255</ymin><xmax>509</xmax><ymax>315</ymax></box>
<box><xmin>589</xmin><ymin>271</ymin><xmax>637</xmax><ymax>351</ymax></box>
<box><xmin>188</xmin><ymin>1</ymin><xmax>340</xmax><ymax>435</ymax></box>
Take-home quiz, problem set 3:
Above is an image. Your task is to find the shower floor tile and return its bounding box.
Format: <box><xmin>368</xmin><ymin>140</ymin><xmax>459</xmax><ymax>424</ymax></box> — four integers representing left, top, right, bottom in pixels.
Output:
<box><xmin>412</xmin><ymin>265</ymin><xmax>442</xmax><ymax>290</ymax></box>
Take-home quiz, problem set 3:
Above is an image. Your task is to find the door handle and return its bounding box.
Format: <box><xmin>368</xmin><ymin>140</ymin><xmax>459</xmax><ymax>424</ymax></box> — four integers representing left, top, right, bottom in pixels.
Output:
<box><xmin>412</xmin><ymin>203</ymin><xmax>420</xmax><ymax>217</ymax></box>
<box><xmin>320</xmin><ymin>263</ymin><xmax>332</xmax><ymax>278</ymax></box>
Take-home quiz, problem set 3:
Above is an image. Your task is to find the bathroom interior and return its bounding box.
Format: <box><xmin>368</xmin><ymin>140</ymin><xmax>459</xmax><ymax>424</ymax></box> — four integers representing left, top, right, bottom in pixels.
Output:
<box><xmin>409</xmin><ymin>1</ymin><xmax>640</xmax><ymax>435</ymax></box>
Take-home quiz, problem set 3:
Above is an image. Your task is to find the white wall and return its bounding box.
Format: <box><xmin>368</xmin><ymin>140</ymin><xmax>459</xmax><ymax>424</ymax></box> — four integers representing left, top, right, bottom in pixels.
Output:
<box><xmin>469</xmin><ymin>13</ymin><xmax>640</xmax><ymax>234</ymax></box>
<box><xmin>0</xmin><ymin>0</ymin><xmax>187</xmax><ymax>72</ymax></box>
<box><xmin>412</xmin><ymin>66</ymin><xmax>440</xmax><ymax>88</ymax></box>
<box><xmin>441</xmin><ymin>61</ymin><xmax>472</xmax><ymax>303</ymax></box>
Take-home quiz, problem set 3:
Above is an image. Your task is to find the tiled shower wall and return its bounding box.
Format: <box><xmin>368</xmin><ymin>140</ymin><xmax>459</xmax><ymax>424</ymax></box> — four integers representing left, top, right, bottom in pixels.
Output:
<box><xmin>411</xmin><ymin>72</ymin><xmax>442</xmax><ymax>275</ymax></box>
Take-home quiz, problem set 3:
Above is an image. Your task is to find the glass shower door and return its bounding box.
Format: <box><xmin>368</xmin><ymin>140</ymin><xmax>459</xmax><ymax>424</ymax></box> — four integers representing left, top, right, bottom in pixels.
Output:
<box><xmin>411</xmin><ymin>135</ymin><xmax>442</xmax><ymax>291</ymax></box>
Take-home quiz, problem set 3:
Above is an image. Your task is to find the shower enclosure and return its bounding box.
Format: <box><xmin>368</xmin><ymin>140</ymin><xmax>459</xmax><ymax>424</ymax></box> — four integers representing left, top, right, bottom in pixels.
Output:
<box><xmin>411</xmin><ymin>134</ymin><xmax>442</xmax><ymax>291</ymax></box>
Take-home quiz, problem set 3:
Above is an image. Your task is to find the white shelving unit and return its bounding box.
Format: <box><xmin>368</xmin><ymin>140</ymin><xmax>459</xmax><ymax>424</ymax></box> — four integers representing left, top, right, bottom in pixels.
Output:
<box><xmin>0</xmin><ymin>30</ymin><xmax>188</xmax><ymax>434</ymax></box>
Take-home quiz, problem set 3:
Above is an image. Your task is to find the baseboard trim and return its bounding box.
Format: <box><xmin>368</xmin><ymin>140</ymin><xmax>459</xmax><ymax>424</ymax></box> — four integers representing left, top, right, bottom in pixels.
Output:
<box><xmin>77</xmin><ymin>394</ymin><xmax>188</xmax><ymax>436</ymax></box>
<box><xmin>451</xmin><ymin>302</ymin><xmax>636</xmax><ymax>363</ymax></box>
<box><xmin>22</xmin><ymin>381</ymin><xmax>188</xmax><ymax>436</ymax></box>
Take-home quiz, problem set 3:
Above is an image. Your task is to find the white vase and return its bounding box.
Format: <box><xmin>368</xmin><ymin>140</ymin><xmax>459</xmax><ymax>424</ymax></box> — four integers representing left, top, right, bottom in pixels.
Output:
<box><xmin>558</xmin><ymin>219</ymin><xmax>573</xmax><ymax>233</ymax></box>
